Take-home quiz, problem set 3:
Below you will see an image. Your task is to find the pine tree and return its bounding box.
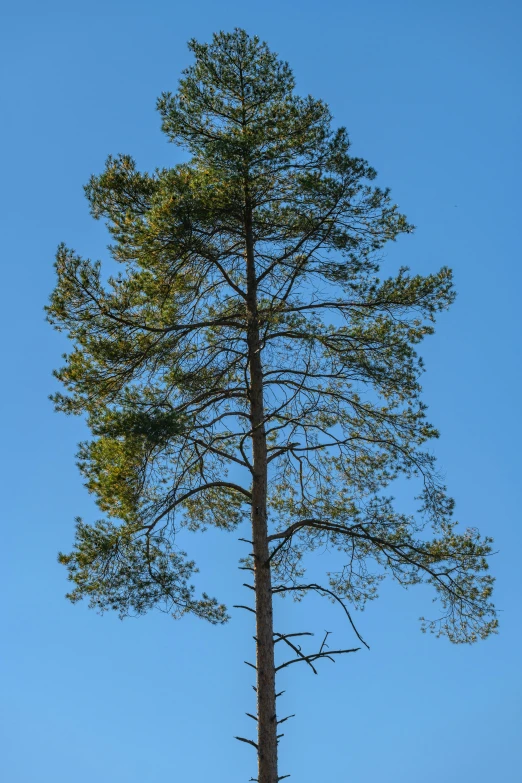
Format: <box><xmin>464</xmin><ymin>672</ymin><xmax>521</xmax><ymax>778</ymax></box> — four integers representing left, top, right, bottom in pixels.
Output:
<box><xmin>47</xmin><ymin>29</ymin><xmax>496</xmax><ymax>783</ymax></box>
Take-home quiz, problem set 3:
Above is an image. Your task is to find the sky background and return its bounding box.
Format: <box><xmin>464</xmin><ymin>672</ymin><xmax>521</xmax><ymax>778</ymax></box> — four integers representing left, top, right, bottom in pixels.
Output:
<box><xmin>1</xmin><ymin>1</ymin><xmax>521</xmax><ymax>781</ymax></box>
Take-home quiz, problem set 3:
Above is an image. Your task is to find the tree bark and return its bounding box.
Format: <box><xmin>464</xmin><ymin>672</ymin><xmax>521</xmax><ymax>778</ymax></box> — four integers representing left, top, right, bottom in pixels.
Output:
<box><xmin>245</xmin><ymin>194</ymin><xmax>279</xmax><ymax>783</ymax></box>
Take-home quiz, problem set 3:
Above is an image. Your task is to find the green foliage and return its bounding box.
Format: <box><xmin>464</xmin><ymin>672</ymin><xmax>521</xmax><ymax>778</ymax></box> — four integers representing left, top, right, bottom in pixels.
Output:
<box><xmin>58</xmin><ymin>518</ymin><xmax>227</xmax><ymax>622</ymax></box>
<box><xmin>48</xmin><ymin>28</ymin><xmax>496</xmax><ymax>642</ymax></box>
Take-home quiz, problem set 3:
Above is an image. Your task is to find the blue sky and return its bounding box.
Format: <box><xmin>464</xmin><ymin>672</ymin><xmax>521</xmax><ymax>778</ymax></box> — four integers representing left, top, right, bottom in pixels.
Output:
<box><xmin>1</xmin><ymin>1</ymin><xmax>521</xmax><ymax>781</ymax></box>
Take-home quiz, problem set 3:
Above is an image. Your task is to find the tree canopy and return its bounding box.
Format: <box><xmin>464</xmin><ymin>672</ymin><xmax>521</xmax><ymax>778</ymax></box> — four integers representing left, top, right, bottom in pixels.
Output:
<box><xmin>47</xmin><ymin>28</ymin><xmax>496</xmax><ymax>782</ymax></box>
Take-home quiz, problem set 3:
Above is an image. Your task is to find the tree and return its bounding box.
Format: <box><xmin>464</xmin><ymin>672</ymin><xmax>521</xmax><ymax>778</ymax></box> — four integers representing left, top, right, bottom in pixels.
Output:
<box><xmin>47</xmin><ymin>29</ymin><xmax>497</xmax><ymax>783</ymax></box>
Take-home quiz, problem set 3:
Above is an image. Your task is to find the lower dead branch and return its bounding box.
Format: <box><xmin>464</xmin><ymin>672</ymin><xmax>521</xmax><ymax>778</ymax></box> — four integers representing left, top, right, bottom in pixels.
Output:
<box><xmin>273</xmin><ymin>631</ymin><xmax>314</xmax><ymax>644</ymax></box>
<box><xmin>272</xmin><ymin>583</ymin><xmax>370</xmax><ymax>649</ymax></box>
<box><xmin>275</xmin><ymin>645</ymin><xmax>359</xmax><ymax>672</ymax></box>
<box><xmin>235</xmin><ymin>736</ymin><xmax>258</xmax><ymax>750</ymax></box>
<box><xmin>234</xmin><ymin>604</ymin><xmax>256</xmax><ymax>614</ymax></box>
<box><xmin>274</xmin><ymin>631</ymin><xmax>319</xmax><ymax>674</ymax></box>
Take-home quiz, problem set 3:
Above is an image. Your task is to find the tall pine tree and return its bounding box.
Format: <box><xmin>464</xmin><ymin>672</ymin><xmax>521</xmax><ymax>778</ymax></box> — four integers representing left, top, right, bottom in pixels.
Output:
<box><xmin>47</xmin><ymin>29</ymin><xmax>496</xmax><ymax>783</ymax></box>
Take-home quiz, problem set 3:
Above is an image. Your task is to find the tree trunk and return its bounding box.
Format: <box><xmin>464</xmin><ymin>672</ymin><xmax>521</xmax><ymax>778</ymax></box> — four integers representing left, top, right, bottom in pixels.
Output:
<box><xmin>245</xmin><ymin>196</ymin><xmax>279</xmax><ymax>783</ymax></box>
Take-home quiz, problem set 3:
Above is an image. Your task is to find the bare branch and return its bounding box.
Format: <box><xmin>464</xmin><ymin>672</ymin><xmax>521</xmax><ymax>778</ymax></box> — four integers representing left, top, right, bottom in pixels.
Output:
<box><xmin>277</xmin><ymin>715</ymin><xmax>295</xmax><ymax>725</ymax></box>
<box><xmin>235</xmin><ymin>736</ymin><xmax>258</xmax><ymax>750</ymax></box>
<box><xmin>275</xmin><ymin>647</ymin><xmax>360</xmax><ymax>672</ymax></box>
<box><xmin>273</xmin><ymin>584</ymin><xmax>370</xmax><ymax>650</ymax></box>
<box><xmin>274</xmin><ymin>631</ymin><xmax>318</xmax><ymax>675</ymax></box>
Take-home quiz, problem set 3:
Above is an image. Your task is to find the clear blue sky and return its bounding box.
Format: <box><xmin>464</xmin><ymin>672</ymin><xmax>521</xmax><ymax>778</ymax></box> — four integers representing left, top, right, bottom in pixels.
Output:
<box><xmin>1</xmin><ymin>1</ymin><xmax>521</xmax><ymax>781</ymax></box>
